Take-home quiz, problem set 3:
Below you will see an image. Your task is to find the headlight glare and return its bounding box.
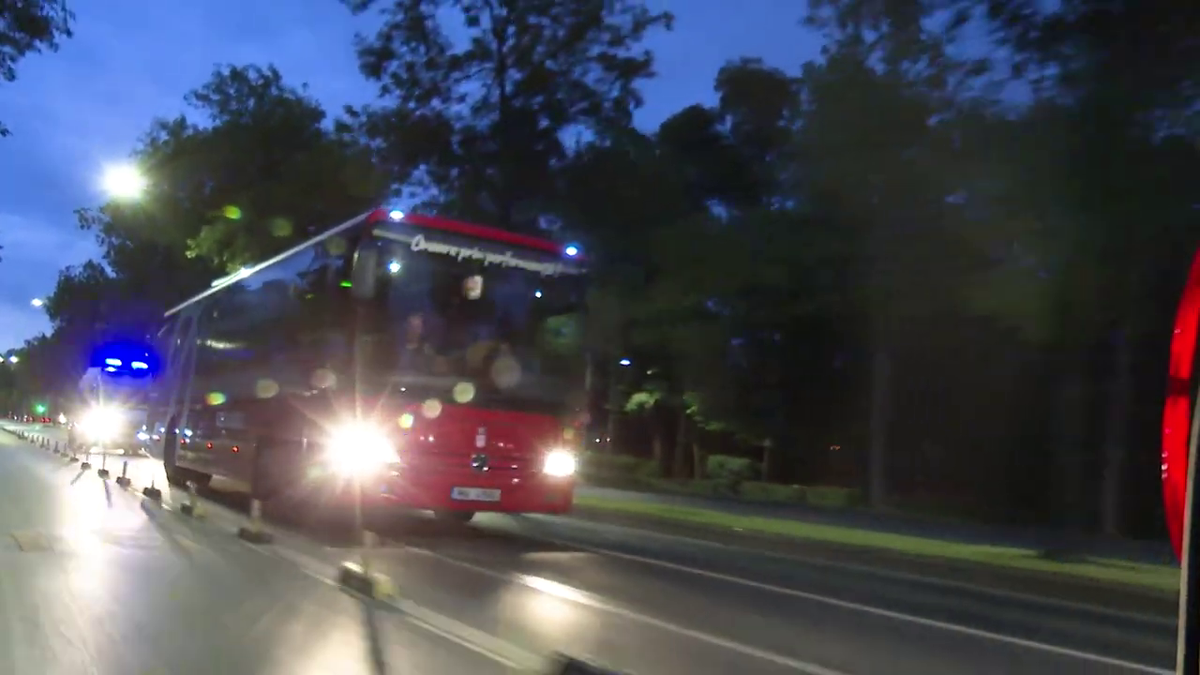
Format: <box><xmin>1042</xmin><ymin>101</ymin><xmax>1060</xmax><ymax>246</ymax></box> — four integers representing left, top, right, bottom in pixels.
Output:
<box><xmin>543</xmin><ymin>449</ymin><xmax>577</xmax><ymax>477</ymax></box>
<box><xmin>326</xmin><ymin>423</ymin><xmax>398</xmax><ymax>477</ymax></box>
<box><xmin>79</xmin><ymin>406</ymin><xmax>121</xmax><ymax>441</ymax></box>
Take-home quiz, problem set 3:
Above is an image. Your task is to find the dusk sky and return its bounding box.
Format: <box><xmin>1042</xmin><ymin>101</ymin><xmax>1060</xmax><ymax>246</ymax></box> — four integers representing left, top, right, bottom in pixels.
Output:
<box><xmin>0</xmin><ymin>0</ymin><xmax>814</xmax><ymax>351</ymax></box>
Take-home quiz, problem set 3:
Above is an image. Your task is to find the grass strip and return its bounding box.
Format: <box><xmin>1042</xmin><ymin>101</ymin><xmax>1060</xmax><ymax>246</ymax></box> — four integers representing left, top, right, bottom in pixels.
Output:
<box><xmin>574</xmin><ymin>495</ymin><xmax>1180</xmax><ymax>592</ymax></box>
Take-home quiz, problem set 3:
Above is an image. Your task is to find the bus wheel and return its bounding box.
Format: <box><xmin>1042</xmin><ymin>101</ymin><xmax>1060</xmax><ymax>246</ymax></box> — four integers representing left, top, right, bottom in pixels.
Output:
<box><xmin>434</xmin><ymin>510</ymin><xmax>475</xmax><ymax>524</ymax></box>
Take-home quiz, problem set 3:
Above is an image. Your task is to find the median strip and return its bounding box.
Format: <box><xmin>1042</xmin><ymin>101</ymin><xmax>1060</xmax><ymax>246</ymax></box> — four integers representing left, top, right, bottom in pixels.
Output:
<box><xmin>573</xmin><ymin>495</ymin><xmax>1181</xmax><ymax>593</ymax></box>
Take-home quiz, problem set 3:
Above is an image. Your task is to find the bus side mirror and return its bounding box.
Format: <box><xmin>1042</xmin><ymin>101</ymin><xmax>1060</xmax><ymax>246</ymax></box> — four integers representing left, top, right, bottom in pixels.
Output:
<box><xmin>349</xmin><ymin>239</ymin><xmax>380</xmax><ymax>302</ymax></box>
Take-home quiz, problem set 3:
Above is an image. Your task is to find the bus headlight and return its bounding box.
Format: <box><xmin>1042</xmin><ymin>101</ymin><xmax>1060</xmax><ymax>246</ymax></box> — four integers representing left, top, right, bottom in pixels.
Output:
<box><xmin>326</xmin><ymin>423</ymin><xmax>399</xmax><ymax>477</ymax></box>
<box><xmin>79</xmin><ymin>406</ymin><xmax>121</xmax><ymax>442</ymax></box>
<box><xmin>543</xmin><ymin>449</ymin><xmax>577</xmax><ymax>477</ymax></box>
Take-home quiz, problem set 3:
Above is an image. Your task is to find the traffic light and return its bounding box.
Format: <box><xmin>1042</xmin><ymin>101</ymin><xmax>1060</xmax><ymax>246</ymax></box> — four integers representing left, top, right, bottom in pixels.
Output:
<box><xmin>33</xmin><ymin>404</ymin><xmax>45</xmax><ymax>414</ymax></box>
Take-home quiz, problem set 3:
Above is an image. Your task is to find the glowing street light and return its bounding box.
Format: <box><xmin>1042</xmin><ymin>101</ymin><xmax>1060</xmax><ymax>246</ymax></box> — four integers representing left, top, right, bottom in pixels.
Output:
<box><xmin>101</xmin><ymin>163</ymin><xmax>148</xmax><ymax>200</ymax></box>
<box><xmin>30</xmin><ymin>298</ymin><xmax>43</xmax><ymax>308</ymax></box>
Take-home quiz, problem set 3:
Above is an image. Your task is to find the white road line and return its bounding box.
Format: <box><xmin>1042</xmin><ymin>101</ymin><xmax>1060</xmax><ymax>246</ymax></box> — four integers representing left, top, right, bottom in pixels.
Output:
<box><xmin>542</xmin><ymin>514</ymin><xmax>1176</xmax><ymax>627</ymax></box>
<box><xmin>238</xmin><ymin>537</ymin><xmax>544</xmax><ymax>671</ymax></box>
<box><xmin>409</xmin><ymin>546</ymin><xmax>851</xmax><ymax>675</ymax></box>
<box><xmin>46</xmin><ymin>441</ymin><xmax>1167</xmax><ymax>675</ymax></box>
<box><xmin>87</xmin><ymin>473</ymin><xmax>546</xmax><ymax>672</ymax></box>
<box><xmin>489</xmin><ymin>529</ymin><xmax>1171</xmax><ymax>675</ymax></box>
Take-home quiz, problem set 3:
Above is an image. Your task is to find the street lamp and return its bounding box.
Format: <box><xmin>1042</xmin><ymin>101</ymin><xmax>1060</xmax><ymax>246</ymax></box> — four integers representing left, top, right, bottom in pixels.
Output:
<box><xmin>101</xmin><ymin>163</ymin><xmax>147</xmax><ymax>200</ymax></box>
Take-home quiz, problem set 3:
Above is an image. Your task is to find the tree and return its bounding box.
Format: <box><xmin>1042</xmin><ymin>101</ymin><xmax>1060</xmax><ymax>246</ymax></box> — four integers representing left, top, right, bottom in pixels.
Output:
<box><xmin>4</xmin><ymin>333</ymin><xmax>76</xmax><ymax>414</ymax></box>
<box><xmin>562</xmin><ymin>60</ymin><xmax>832</xmax><ymax>481</ymax></box>
<box><xmin>343</xmin><ymin>0</ymin><xmax>673</xmax><ymax>230</ymax></box>
<box><xmin>81</xmin><ymin>64</ymin><xmax>389</xmax><ymax>276</ymax></box>
<box><xmin>802</xmin><ymin>0</ymin><xmax>1200</xmax><ymax>531</ymax></box>
<box><xmin>1</xmin><ymin>0</ymin><xmax>74</xmax><ymax>136</ymax></box>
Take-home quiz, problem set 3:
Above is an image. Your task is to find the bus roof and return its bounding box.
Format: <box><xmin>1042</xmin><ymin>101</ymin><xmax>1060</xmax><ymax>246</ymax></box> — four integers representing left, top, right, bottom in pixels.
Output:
<box><xmin>369</xmin><ymin>210</ymin><xmax>564</xmax><ymax>255</ymax></box>
<box><xmin>163</xmin><ymin>208</ymin><xmax>572</xmax><ymax>318</ymax></box>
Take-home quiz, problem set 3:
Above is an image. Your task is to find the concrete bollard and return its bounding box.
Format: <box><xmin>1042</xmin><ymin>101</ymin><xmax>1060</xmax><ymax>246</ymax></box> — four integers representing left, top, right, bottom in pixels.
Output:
<box><xmin>97</xmin><ymin>450</ymin><xmax>110</xmax><ymax>479</ymax></box>
<box><xmin>115</xmin><ymin>460</ymin><xmax>131</xmax><ymax>488</ymax></box>
<box><xmin>179</xmin><ymin>481</ymin><xmax>204</xmax><ymax>518</ymax></box>
<box><xmin>237</xmin><ymin>498</ymin><xmax>273</xmax><ymax>544</ymax></box>
<box><xmin>142</xmin><ymin>479</ymin><xmax>162</xmax><ymax>501</ymax></box>
<box><xmin>544</xmin><ymin>654</ymin><xmax>625</xmax><ymax>675</ymax></box>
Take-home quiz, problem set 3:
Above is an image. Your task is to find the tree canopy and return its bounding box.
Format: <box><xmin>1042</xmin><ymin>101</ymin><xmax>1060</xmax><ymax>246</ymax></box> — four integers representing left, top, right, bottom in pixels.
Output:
<box><xmin>0</xmin><ymin>0</ymin><xmax>74</xmax><ymax>137</ymax></box>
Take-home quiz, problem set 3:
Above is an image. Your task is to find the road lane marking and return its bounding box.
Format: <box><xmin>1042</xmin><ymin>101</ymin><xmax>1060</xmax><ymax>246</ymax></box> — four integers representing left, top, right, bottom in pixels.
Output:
<box><xmin>105</xmin><ymin>479</ymin><xmax>548</xmax><ymax>671</ymax></box>
<box><xmin>54</xmin><ymin>450</ymin><xmax>1163</xmax><ymax>674</ymax></box>
<box><xmin>236</xmin><ymin>537</ymin><xmax>544</xmax><ymax>671</ymax></box>
<box><xmin>488</xmin><ymin>531</ymin><xmax>1171</xmax><ymax>674</ymax></box>
<box><xmin>409</xmin><ymin>546</ymin><xmax>851</xmax><ymax>674</ymax></box>
<box><xmin>543</xmin><ymin>514</ymin><xmax>1176</xmax><ymax>628</ymax></box>
<box><xmin>10</xmin><ymin>530</ymin><xmax>53</xmax><ymax>552</ymax></box>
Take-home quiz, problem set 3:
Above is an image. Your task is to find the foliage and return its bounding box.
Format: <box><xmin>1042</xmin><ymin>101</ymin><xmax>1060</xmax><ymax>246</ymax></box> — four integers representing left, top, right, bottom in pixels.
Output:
<box><xmin>0</xmin><ymin>0</ymin><xmax>74</xmax><ymax>136</ymax></box>
<box><xmin>81</xmin><ymin>64</ymin><xmax>389</xmax><ymax>275</ymax></box>
<box><xmin>343</xmin><ymin>0</ymin><xmax>672</xmax><ymax>229</ymax></box>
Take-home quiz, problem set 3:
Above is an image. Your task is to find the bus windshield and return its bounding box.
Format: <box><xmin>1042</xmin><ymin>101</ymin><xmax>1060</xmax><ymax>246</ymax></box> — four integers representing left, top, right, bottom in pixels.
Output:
<box><xmin>359</xmin><ymin>238</ymin><xmax>587</xmax><ymax>414</ymax></box>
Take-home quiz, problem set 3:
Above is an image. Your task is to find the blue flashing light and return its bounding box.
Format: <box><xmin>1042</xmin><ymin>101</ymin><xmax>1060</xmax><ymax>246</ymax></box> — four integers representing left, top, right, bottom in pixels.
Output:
<box><xmin>564</xmin><ymin>244</ymin><xmax>580</xmax><ymax>258</ymax></box>
<box><xmin>388</xmin><ymin>209</ymin><xmax>405</xmax><ymax>222</ymax></box>
<box><xmin>387</xmin><ymin>260</ymin><xmax>402</xmax><ymax>274</ymax></box>
<box><xmin>534</xmin><ymin>290</ymin><xmax>543</xmax><ymax>298</ymax></box>
<box><xmin>91</xmin><ymin>340</ymin><xmax>160</xmax><ymax>378</ymax></box>
<box><xmin>618</xmin><ymin>358</ymin><xmax>632</xmax><ymax>367</ymax></box>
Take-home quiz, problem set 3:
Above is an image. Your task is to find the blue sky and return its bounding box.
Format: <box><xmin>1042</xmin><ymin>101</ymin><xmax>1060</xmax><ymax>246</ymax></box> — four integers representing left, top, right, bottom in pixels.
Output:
<box><xmin>0</xmin><ymin>0</ymin><xmax>815</xmax><ymax>350</ymax></box>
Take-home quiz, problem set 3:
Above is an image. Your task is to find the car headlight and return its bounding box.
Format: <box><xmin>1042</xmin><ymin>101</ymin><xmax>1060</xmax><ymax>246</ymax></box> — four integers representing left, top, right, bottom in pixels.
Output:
<box><xmin>543</xmin><ymin>449</ymin><xmax>577</xmax><ymax>477</ymax></box>
<box><xmin>326</xmin><ymin>423</ymin><xmax>399</xmax><ymax>477</ymax></box>
<box><xmin>79</xmin><ymin>406</ymin><xmax>122</xmax><ymax>441</ymax></box>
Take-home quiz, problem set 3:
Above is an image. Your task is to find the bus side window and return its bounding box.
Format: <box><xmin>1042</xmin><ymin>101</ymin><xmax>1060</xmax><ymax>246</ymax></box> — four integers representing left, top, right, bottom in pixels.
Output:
<box><xmin>215</xmin><ymin>410</ymin><xmax>247</xmax><ymax>435</ymax></box>
<box><xmin>189</xmin><ymin>407</ymin><xmax>219</xmax><ymax>443</ymax></box>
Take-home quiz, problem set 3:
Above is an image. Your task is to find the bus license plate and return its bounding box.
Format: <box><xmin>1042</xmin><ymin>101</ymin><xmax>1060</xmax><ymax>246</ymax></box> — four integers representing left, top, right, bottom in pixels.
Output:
<box><xmin>451</xmin><ymin>487</ymin><xmax>501</xmax><ymax>502</ymax></box>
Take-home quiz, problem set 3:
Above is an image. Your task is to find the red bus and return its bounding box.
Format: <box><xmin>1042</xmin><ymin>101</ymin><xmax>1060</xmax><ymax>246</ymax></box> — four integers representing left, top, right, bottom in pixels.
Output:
<box><xmin>150</xmin><ymin>208</ymin><xmax>587</xmax><ymax>522</ymax></box>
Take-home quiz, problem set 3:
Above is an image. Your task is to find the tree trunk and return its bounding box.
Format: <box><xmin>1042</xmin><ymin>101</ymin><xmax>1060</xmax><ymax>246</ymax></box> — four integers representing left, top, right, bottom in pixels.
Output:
<box><xmin>650</xmin><ymin>411</ymin><xmax>666</xmax><ymax>476</ymax></box>
<box><xmin>1100</xmin><ymin>328</ymin><xmax>1132</xmax><ymax>536</ymax></box>
<box><xmin>692</xmin><ymin>439</ymin><xmax>705</xmax><ymax>479</ymax></box>
<box><xmin>603</xmin><ymin>363</ymin><xmax>623</xmax><ymax>454</ymax></box>
<box><xmin>867</xmin><ymin>348</ymin><xmax>892</xmax><ymax>508</ymax></box>
<box><xmin>604</xmin><ymin>401</ymin><xmax>618</xmax><ymax>454</ymax></box>
<box><xmin>762</xmin><ymin>438</ymin><xmax>777</xmax><ymax>482</ymax></box>
<box><xmin>1053</xmin><ymin>364</ymin><xmax>1090</xmax><ymax>534</ymax></box>
<box><xmin>672</xmin><ymin>409</ymin><xmax>689</xmax><ymax>479</ymax></box>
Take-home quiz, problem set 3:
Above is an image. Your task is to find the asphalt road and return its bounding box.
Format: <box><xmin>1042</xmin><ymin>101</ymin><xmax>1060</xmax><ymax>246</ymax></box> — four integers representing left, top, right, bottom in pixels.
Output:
<box><xmin>576</xmin><ymin>486</ymin><xmax>1175</xmax><ymax>564</ymax></box>
<box><xmin>4</xmin><ymin>421</ymin><xmax>1181</xmax><ymax>675</ymax></box>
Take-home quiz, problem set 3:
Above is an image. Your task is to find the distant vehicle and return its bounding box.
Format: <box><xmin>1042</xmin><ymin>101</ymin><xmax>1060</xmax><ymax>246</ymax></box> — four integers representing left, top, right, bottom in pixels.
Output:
<box><xmin>68</xmin><ymin>345</ymin><xmax>157</xmax><ymax>454</ymax></box>
<box><xmin>148</xmin><ymin>208</ymin><xmax>586</xmax><ymax>523</ymax></box>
